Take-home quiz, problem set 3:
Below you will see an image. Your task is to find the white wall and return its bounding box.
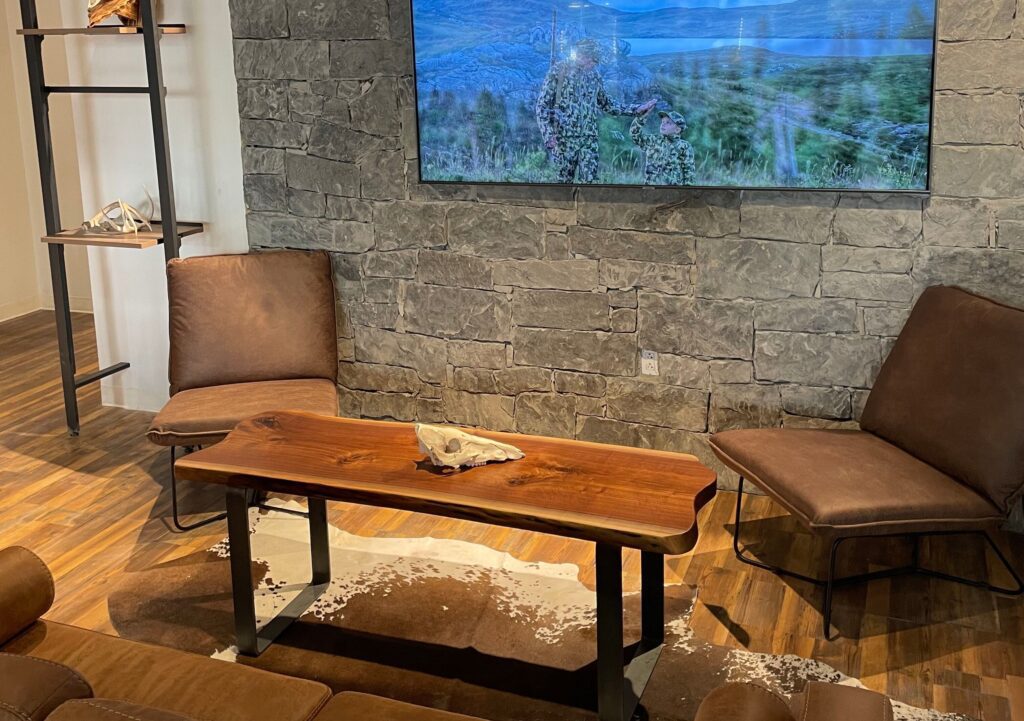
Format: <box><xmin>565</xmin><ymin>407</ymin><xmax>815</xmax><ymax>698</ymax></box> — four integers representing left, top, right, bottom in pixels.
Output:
<box><xmin>0</xmin><ymin>4</ymin><xmax>40</xmax><ymax>321</ymax></box>
<box><xmin>58</xmin><ymin>0</ymin><xmax>248</xmax><ymax>411</ymax></box>
<box><xmin>2</xmin><ymin>2</ymin><xmax>92</xmax><ymax>321</ymax></box>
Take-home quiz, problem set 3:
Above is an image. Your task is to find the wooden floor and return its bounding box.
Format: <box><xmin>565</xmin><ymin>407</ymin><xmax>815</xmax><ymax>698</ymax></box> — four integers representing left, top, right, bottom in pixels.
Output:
<box><xmin>2</xmin><ymin>310</ymin><xmax>1024</xmax><ymax>720</ymax></box>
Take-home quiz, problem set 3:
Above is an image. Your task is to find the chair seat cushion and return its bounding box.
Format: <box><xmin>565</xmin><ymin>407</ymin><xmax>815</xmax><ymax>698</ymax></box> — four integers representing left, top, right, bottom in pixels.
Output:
<box><xmin>0</xmin><ymin>653</ymin><xmax>92</xmax><ymax>721</ymax></box>
<box><xmin>147</xmin><ymin>379</ymin><xmax>338</xmax><ymax>447</ymax></box>
<box><xmin>788</xmin><ymin>682</ymin><xmax>893</xmax><ymax>721</ymax></box>
<box><xmin>49</xmin><ymin>700</ymin><xmax>196</xmax><ymax>721</ymax></box>
<box><xmin>710</xmin><ymin>429</ymin><xmax>1003</xmax><ymax>536</ymax></box>
<box><xmin>311</xmin><ymin>693</ymin><xmax>484</xmax><ymax>721</ymax></box>
<box><xmin>0</xmin><ymin>622</ymin><xmax>331</xmax><ymax>721</ymax></box>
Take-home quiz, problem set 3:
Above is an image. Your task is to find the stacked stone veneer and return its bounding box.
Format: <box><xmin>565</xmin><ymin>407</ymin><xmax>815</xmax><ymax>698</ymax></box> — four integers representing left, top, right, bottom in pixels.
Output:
<box><xmin>229</xmin><ymin>0</ymin><xmax>1024</xmax><ymax>487</ymax></box>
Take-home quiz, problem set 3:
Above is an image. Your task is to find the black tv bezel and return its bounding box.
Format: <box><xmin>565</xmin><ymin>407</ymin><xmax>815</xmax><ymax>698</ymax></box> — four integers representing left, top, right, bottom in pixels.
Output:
<box><xmin>408</xmin><ymin>0</ymin><xmax>939</xmax><ymax>195</ymax></box>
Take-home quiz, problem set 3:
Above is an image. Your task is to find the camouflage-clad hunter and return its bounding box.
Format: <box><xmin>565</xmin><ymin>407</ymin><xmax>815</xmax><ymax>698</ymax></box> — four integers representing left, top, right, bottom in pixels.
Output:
<box><xmin>536</xmin><ymin>39</ymin><xmax>657</xmax><ymax>183</ymax></box>
<box><xmin>631</xmin><ymin>109</ymin><xmax>696</xmax><ymax>186</ymax></box>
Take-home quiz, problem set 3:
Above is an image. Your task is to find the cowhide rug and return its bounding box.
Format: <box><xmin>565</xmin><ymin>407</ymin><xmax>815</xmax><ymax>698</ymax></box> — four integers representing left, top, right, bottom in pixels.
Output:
<box><xmin>109</xmin><ymin>503</ymin><xmax>971</xmax><ymax>721</ymax></box>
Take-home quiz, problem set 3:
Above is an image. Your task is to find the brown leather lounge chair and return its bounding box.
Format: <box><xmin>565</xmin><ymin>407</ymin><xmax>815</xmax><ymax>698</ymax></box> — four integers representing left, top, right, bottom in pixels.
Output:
<box><xmin>710</xmin><ymin>286</ymin><xmax>1024</xmax><ymax>638</ymax></box>
<box><xmin>146</xmin><ymin>250</ymin><xmax>339</xmax><ymax>531</ymax></box>
<box><xmin>694</xmin><ymin>681</ymin><xmax>893</xmax><ymax>721</ymax></box>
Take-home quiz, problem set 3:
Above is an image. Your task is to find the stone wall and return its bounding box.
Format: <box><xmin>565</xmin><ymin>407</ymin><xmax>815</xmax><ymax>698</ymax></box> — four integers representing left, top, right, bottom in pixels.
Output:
<box><xmin>228</xmin><ymin>0</ymin><xmax>1024</xmax><ymax>487</ymax></box>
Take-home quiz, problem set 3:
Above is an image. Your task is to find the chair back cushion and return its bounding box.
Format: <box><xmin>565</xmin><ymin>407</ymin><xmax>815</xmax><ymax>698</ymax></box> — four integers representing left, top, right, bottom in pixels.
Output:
<box><xmin>168</xmin><ymin>250</ymin><xmax>337</xmax><ymax>394</ymax></box>
<box><xmin>861</xmin><ymin>286</ymin><xmax>1024</xmax><ymax>513</ymax></box>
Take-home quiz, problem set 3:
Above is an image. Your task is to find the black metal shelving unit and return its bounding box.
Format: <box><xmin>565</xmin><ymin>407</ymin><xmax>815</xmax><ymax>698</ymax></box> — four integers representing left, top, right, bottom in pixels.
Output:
<box><xmin>17</xmin><ymin>0</ymin><xmax>200</xmax><ymax>436</ymax></box>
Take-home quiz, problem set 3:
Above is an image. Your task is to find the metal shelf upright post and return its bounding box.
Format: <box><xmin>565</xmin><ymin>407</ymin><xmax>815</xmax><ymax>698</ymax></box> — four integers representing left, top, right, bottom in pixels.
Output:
<box><xmin>18</xmin><ymin>0</ymin><xmax>197</xmax><ymax>435</ymax></box>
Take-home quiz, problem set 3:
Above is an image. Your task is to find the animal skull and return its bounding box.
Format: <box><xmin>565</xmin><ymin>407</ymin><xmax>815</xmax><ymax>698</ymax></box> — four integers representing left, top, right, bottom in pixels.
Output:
<box><xmin>415</xmin><ymin>424</ymin><xmax>524</xmax><ymax>469</ymax></box>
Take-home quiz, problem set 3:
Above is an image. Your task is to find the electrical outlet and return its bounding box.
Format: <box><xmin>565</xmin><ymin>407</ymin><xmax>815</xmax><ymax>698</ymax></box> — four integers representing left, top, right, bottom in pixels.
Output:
<box><xmin>640</xmin><ymin>350</ymin><xmax>659</xmax><ymax>376</ymax></box>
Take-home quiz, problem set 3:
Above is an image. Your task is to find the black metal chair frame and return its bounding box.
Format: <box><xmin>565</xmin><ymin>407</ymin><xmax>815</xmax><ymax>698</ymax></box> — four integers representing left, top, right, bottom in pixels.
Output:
<box><xmin>168</xmin><ymin>446</ymin><xmax>310</xmax><ymax>532</ymax></box>
<box><xmin>732</xmin><ymin>476</ymin><xmax>1024</xmax><ymax>640</ymax></box>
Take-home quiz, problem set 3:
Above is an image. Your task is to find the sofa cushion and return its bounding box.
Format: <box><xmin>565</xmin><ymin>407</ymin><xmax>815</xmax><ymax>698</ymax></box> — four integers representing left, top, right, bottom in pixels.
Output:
<box><xmin>0</xmin><ymin>548</ymin><xmax>54</xmax><ymax>646</ymax></box>
<box><xmin>789</xmin><ymin>682</ymin><xmax>893</xmax><ymax>721</ymax></box>
<box><xmin>0</xmin><ymin>622</ymin><xmax>330</xmax><ymax>721</ymax></box>
<box><xmin>0</xmin><ymin>653</ymin><xmax>92</xmax><ymax>721</ymax></box>
<box><xmin>146</xmin><ymin>378</ymin><xmax>338</xmax><ymax>447</ymax></box>
<box><xmin>312</xmin><ymin>693</ymin><xmax>485</xmax><ymax>721</ymax></box>
<box><xmin>49</xmin><ymin>700</ymin><xmax>197</xmax><ymax>721</ymax></box>
<box><xmin>710</xmin><ymin>429</ymin><xmax>1003</xmax><ymax>536</ymax></box>
<box><xmin>694</xmin><ymin>682</ymin><xmax>793</xmax><ymax>721</ymax></box>
<box><xmin>168</xmin><ymin>250</ymin><xmax>337</xmax><ymax>395</ymax></box>
<box><xmin>861</xmin><ymin>286</ymin><xmax>1024</xmax><ymax>514</ymax></box>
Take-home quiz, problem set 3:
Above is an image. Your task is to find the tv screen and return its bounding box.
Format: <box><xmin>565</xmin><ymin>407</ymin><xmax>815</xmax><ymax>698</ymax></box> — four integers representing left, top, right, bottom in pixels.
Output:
<box><xmin>410</xmin><ymin>0</ymin><xmax>936</xmax><ymax>191</ymax></box>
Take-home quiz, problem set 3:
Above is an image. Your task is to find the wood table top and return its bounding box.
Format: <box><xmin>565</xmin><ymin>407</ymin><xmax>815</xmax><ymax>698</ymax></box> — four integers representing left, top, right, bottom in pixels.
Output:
<box><xmin>174</xmin><ymin>412</ymin><xmax>718</xmax><ymax>554</ymax></box>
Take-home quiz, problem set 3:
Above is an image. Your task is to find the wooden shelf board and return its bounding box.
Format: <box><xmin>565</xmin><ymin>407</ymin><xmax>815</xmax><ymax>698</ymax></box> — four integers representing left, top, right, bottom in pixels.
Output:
<box><xmin>42</xmin><ymin>222</ymin><xmax>203</xmax><ymax>250</ymax></box>
<box><xmin>18</xmin><ymin>24</ymin><xmax>187</xmax><ymax>36</ymax></box>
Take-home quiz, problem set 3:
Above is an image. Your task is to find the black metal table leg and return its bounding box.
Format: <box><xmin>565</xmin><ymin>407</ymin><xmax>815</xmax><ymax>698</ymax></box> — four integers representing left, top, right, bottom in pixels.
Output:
<box><xmin>226</xmin><ymin>488</ymin><xmax>331</xmax><ymax>657</ymax></box>
<box><xmin>627</xmin><ymin>551</ymin><xmax>665</xmax><ymax>716</ymax></box>
<box><xmin>309</xmin><ymin>497</ymin><xmax>331</xmax><ymax>584</ymax></box>
<box><xmin>596</xmin><ymin>543</ymin><xmax>625</xmax><ymax>721</ymax></box>
<box><xmin>641</xmin><ymin>551</ymin><xmax>664</xmax><ymax>646</ymax></box>
<box><xmin>227</xmin><ymin>487</ymin><xmax>258</xmax><ymax>654</ymax></box>
<box><xmin>596</xmin><ymin>544</ymin><xmax>666</xmax><ymax>721</ymax></box>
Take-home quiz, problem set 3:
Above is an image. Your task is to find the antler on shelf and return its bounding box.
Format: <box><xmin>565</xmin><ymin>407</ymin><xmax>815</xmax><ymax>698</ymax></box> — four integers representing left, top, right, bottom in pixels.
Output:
<box><xmin>87</xmin><ymin>0</ymin><xmax>141</xmax><ymax>28</ymax></box>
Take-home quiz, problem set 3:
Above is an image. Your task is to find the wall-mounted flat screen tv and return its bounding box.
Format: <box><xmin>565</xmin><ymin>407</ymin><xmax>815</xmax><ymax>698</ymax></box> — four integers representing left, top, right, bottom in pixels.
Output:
<box><xmin>410</xmin><ymin>0</ymin><xmax>936</xmax><ymax>191</ymax></box>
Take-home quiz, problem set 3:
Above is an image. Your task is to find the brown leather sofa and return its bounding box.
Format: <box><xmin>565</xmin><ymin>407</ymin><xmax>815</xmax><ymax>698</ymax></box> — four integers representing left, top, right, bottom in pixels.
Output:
<box><xmin>711</xmin><ymin>286</ymin><xmax>1024</xmax><ymax>637</ymax></box>
<box><xmin>0</xmin><ymin>547</ymin><xmax>477</xmax><ymax>721</ymax></box>
<box><xmin>145</xmin><ymin>250</ymin><xmax>340</xmax><ymax>531</ymax></box>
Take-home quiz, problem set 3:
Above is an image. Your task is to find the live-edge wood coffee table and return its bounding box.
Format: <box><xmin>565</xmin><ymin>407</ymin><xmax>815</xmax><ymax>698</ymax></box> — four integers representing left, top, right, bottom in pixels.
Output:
<box><xmin>175</xmin><ymin>411</ymin><xmax>717</xmax><ymax>721</ymax></box>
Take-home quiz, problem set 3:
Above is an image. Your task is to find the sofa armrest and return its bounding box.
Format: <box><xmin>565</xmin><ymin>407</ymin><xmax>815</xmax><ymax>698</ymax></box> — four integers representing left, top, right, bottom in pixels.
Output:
<box><xmin>694</xmin><ymin>683</ymin><xmax>795</xmax><ymax>721</ymax></box>
<box><xmin>0</xmin><ymin>547</ymin><xmax>55</xmax><ymax>646</ymax></box>
<box><xmin>789</xmin><ymin>682</ymin><xmax>894</xmax><ymax>721</ymax></box>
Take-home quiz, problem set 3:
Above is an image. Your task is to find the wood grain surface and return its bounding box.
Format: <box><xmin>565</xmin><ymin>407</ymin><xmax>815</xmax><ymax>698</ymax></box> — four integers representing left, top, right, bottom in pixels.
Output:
<box><xmin>175</xmin><ymin>411</ymin><xmax>718</xmax><ymax>554</ymax></box>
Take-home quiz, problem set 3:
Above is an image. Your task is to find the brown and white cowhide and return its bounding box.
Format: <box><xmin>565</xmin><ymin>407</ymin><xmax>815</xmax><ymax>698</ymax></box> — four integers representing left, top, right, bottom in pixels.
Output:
<box><xmin>108</xmin><ymin>503</ymin><xmax>971</xmax><ymax>721</ymax></box>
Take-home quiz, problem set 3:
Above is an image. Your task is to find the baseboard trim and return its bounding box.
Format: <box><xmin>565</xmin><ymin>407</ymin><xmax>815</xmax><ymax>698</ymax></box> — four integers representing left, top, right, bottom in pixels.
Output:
<box><xmin>37</xmin><ymin>300</ymin><xmax>94</xmax><ymax>315</ymax></box>
<box><xmin>69</xmin><ymin>295</ymin><xmax>94</xmax><ymax>314</ymax></box>
<box><xmin>0</xmin><ymin>298</ymin><xmax>43</xmax><ymax>324</ymax></box>
<box><xmin>100</xmin><ymin>383</ymin><xmax>168</xmax><ymax>414</ymax></box>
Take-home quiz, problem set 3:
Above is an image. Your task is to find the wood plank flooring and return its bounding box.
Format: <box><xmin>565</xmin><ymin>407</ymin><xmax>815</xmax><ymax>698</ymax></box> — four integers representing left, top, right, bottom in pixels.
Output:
<box><xmin>2</xmin><ymin>310</ymin><xmax>1023</xmax><ymax>719</ymax></box>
